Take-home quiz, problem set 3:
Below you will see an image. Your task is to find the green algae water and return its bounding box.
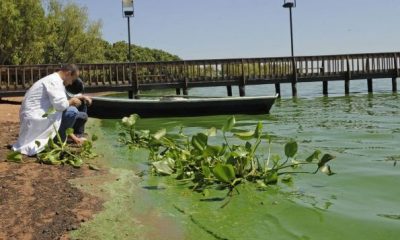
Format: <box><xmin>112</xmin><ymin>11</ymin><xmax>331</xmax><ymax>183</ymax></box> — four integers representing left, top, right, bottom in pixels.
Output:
<box><xmin>72</xmin><ymin>81</ymin><xmax>400</xmax><ymax>240</ymax></box>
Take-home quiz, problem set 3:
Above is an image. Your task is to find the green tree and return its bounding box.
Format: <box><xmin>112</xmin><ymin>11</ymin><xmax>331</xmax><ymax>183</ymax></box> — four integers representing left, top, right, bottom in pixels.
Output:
<box><xmin>0</xmin><ymin>0</ymin><xmax>180</xmax><ymax>65</ymax></box>
<box><xmin>104</xmin><ymin>41</ymin><xmax>128</xmax><ymax>62</ymax></box>
<box><xmin>104</xmin><ymin>41</ymin><xmax>181</xmax><ymax>63</ymax></box>
<box><xmin>0</xmin><ymin>0</ymin><xmax>46</xmax><ymax>65</ymax></box>
<box><xmin>43</xmin><ymin>0</ymin><xmax>105</xmax><ymax>63</ymax></box>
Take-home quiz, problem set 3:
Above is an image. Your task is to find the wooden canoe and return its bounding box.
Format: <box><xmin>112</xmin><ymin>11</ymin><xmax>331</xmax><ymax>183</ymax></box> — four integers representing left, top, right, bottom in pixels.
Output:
<box><xmin>87</xmin><ymin>94</ymin><xmax>278</xmax><ymax>118</ymax></box>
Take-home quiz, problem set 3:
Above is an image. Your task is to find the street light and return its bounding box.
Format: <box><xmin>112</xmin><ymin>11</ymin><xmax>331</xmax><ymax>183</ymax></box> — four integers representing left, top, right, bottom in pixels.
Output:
<box><xmin>122</xmin><ymin>0</ymin><xmax>134</xmax><ymax>61</ymax></box>
<box><xmin>283</xmin><ymin>0</ymin><xmax>297</xmax><ymax>97</ymax></box>
<box><xmin>122</xmin><ymin>0</ymin><xmax>135</xmax><ymax>98</ymax></box>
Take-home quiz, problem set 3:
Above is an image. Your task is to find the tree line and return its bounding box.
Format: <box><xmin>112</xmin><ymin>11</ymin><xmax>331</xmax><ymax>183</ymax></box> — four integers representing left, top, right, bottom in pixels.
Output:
<box><xmin>0</xmin><ymin>0</ymin><xmax>180</xmax><ymax>65</ymax></box>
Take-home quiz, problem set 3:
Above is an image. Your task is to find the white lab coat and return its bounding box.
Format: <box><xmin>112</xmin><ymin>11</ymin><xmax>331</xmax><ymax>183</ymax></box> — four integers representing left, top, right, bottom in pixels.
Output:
<box><xmin>12</xmin><ymin>73</ymin><xmax>69</xmax><ymax>156</ymax></box>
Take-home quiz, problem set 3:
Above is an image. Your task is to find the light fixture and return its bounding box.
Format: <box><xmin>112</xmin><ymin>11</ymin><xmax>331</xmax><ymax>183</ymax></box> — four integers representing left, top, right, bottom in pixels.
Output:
<box><xmin>283</xmin><ymin>0</ymin><xmax>296</xmax><ymax>8</ymax></box>
<box><xmin>122</xmin><ymin>0</ymin><xmax>134</xmax><ymax>17</ymax></box>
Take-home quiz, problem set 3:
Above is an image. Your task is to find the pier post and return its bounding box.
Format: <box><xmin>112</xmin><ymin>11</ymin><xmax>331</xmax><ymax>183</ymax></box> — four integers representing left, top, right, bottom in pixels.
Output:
<box><xmin>345</xmin><ymin>57</ymin><xmax>351</xmax><ymax>95</ymax></box>
<box><xmin>129</xmin><ymin>89</ymin><xmax>139</xmax><ymax>99</ymax></box>
<box><xmin>392</xmin><ymin>77</ymin><xmax>397</xmax><ymax>92</ymax></box>
<box><xmin>183</xmin><ymin>72</ymin><xmax>189</xmax><ymax>95</ymax></box>
<box><xmin>291</xmin><ymin>58</ymin><xmax>297</xmax><ymax>97</ymax></box>
<box><xmin>367</xmin><ymin>78</ymin><xmax>373</xmax><ymax>93</ymax></box>
<box><xmin>344</xmin><ymin>79</ymin><xmax>350</xmax><ymax>95</ymax></box>
<box><xmin>275</xmin><ymin>83</ymin><xmax>281</xmax><ymax>98</ymax></box>
<box><xmin>240</xmin><ymin>59</ymin><xmax>246</xmax><ymax>97</ymax></box>
<box><xmin>226</xmin><ymin>85</ymin><xmax>232</xmax><ymax>96</ymax></box>
<box><xmin>128</xmin><ymin>65</ymin><xmax>134</xmax><ymax>99</ymax></box>
<box><xmin>291</xmin><ymin>82</ymin><xmax>297</xmax><ymax>97</ymax></box>
<box><xmin>176</xmin><ymin>88</ymin><xmax>181</xmax><ymax>95</ymax></box>
<box><xmin>323</xmin><ymin>81</ymin><xmax>328</xmax><ymax>95</ymax></box>
<box><xmin>134</xmin><ymin>90</ymin><xmax>140</xmax><ymax>99</ymax></box>
<box><xmin>393</xmin><ymin>54</ymin><xmax>398</xmax><ymax>93</ymax></box>
<box><xmin>239</xmin><ymin>85</ymin><xmax>246</xmax><ymax>97</ymax></box>
<box><xmin>183</xmin><ymin>87</ymin><xmax>188</xmax><ymax>95</ymax></box>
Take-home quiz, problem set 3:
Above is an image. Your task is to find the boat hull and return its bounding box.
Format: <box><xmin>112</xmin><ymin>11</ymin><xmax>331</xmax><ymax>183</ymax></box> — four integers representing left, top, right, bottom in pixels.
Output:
<box><xmin>87</xmin><ymin>95</ymin><xmax>277</xmax><ymax>118</ymax></box>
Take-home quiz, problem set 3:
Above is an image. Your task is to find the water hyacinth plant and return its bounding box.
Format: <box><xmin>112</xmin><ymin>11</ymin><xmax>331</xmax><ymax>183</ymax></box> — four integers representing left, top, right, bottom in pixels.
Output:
<box><xmin>119</xmin><ymin>114</ymin><xmax>335</xmax><ymax>195</ymax></box>
<box><xmin>7</xmin><ymin>107</ymin><xmax>98</xmax><ymax>168</ymax></box>
<box><xmin>35</xmin><ymin>127</ymin><xmax>98</xmax><ymax>167</ymax></box>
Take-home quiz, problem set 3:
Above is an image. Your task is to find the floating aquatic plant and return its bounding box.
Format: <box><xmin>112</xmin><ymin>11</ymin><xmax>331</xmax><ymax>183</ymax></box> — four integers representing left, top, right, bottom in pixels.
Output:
<box><xmin>119</xmin><ymin>114</ymin><xmax>335</xmax><ymax>197</ymax></box>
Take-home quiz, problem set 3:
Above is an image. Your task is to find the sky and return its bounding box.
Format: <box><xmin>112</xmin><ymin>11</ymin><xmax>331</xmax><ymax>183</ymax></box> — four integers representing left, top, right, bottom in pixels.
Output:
<box><xmin>68</xmin><ymin>0</ymin><xmax>400</xmax><ymax>60</ymax></box>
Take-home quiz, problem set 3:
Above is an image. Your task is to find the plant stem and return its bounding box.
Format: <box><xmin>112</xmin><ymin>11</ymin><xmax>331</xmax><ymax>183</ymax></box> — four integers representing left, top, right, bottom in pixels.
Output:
<box><xmin>265</xmin><ymin>141</ymin><xmax>272</xmax><ymax>173</ymax></box>
<box><xmin>275</xmin><ymin>162</ymin><xmax>314</xmax><ymax>171</ymax></box>
<box><xmin>278</xmin><ymin>171</ymin><xmax>316</xmax><ymax>175</ymax></box>
<box><xmin>223</xmin><ymin>132</ymin><xmax>232</xmax><ymax>152</ymax></box>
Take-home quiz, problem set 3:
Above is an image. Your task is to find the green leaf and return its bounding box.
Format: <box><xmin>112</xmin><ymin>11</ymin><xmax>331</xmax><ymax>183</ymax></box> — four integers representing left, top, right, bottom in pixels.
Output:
<box><xmin>306</xmin><ymin>150</ymin><xmax>321</xmax><ymax>162</ymax></box>
<box><xmin>153</xmin><ymin>160</ymin><xmax>174</xmax><ymax>175</ymax></box>
<box><xmin>191</xmin><ymin>133</ymin><xmax>208</xmax><ymax>151</ymax></box>
<box><xmin>122</xmin><ymin>114</ymin><xmax>140</xmax><ymax>127</ymax></box>
<box><xmin>91</xmin><ymin>134</ymin><xmax>98</xmax><ymax>142</ymax></box>
<box><xmin>264</xmin><ymin>171</ymin><xmax>278</xmax><ymax>185</ymax></box>
<box><xmin>35</xmin><ymin>141</ymin><xmax>41</xmax><ymax>147</ymax></box>
<box><xmin>234</xmin><ymin>130</ymin><xmax>255</xmax><ymax>140</ymax></box>
<box><xmin>48</xmin><ymin>137</ymin><xmax>57</xmax><ymax>149</ymax></box>
<box><xmin>46</xmin><ymin>154</ymin><xmax>61</xmax><ymax>165</ymax></box>
<box><xmin>318</xmin><ymin>154</ymin><xmax>335</xmax><ymax>168</ymax></box>
<box><xmin>202</xmin><ymin>189</ymin><xmax>210</xmax><ymax>197</ymax></box>
<box><xmin>204</xmin><ymin>145</ymin><xmax>222</xmax><ymax>157</ymax></box>
<box><xmin>284</xmin><ymin>140</ymin><xmax>298</xmax><ymax>158</ymax></box>
<box><xmin>222</xmin><ymin>116</ymin><xmax>236</xmax><ymax>132</ymax></box>
<box><xmin>212</xmin><ymin>164</ymin><xmax>236</xmax><ymax>183</ymax></box>
<box><xmin>82</xmin><ymin>140</ymin><xmax>93</xmax><ymax>151</ymax></box>
<box><xmin>281</xmin><ymin>174</ymin><xmax>293</xmax><ymax>183</ymax></box>
<box><xmin>231</xmin><ymin>148</ymin><xmax>248</xmax><ymax>158</ymax></box>
<box><xmin>256</xmin><ymin>180</ymin><xmax>267</xmax><ymax>189</ymax></box>
<box><xmin>89</xmin><ymin>164</ymin><xmax>100</xmax><ymax>171</ymax></box>
<box><xmin>71</xmin><ymin>158</ymin><xmax>83</xmax><ymax>168</ymax></box>
<box><xmin>42</xmin><ymin>107</ymin><xmax>56</xmax><ymax>118</ymax></box>
<box><xmin>7</xmin><ymin>151</ymin><xmax>22</xmax><ymax>162</ymax></box>
<box><xmin>202</xmin><ymin>164</ymin><xmax>211</xmax><ymax>178</ymax></box>
<box><xmin>205</xmin><ymin>127</ymin><xmax>217</xmax><ymax>137</ymax></box>
<box><xmin>205</xmin><ymin>144</ymin><xmax>228</xmax><ymax>157</ymax></box>
<box><xmin>153</xmin><ymin>128</ymin><xmax>166</xmax><ymax>140</ymax></box>
<box><xmin>245</xmin><ymin>141</ymin><xmax>252</xmax><ymax>151</ymax></box>
<box><xmin>320</xmin><ymin>164</ymin><xmax>335</xmax><ymax>176</ymax></box>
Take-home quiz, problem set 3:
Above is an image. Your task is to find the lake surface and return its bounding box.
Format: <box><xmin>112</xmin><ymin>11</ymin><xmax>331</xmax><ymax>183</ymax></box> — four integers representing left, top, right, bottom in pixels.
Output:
<box><xmin>72</xmin><ymin>79</ymin><xmax>400</xmax><ymax>240</ymax></box>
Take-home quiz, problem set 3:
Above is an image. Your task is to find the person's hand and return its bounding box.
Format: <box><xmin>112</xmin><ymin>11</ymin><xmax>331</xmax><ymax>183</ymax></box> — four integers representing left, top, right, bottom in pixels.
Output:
<box><xmin>69</xmin><ymin>97</ymin><xmax>82</xmax><ymax>107</ymax></box>
<box><xmin>82</xmin><ymin>95</ymin><xmax>92</xmax><ymax>106</ymax></box>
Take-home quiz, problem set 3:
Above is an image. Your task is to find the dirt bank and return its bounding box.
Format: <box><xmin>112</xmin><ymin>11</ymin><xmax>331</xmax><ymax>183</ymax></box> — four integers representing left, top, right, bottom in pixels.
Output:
<box><xmin>0</xmin><ymin>98</ymin><xmax>104</xmax><ymax>240</ymax></box>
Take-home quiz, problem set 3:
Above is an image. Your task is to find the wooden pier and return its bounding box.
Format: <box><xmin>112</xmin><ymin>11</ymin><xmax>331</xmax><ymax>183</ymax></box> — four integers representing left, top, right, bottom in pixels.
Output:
<box><xmin>0</xmin><ymin>52</ymin><xmax>399</xmax><ymax>98</ymax></box>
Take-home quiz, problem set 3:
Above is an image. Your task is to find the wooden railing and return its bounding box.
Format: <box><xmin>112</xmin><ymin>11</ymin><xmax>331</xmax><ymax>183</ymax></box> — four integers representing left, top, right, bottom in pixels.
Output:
<box><xmin>1</xmin><ymin>52</ymin><xmax>399</xmax><ymax>97</ymax></box>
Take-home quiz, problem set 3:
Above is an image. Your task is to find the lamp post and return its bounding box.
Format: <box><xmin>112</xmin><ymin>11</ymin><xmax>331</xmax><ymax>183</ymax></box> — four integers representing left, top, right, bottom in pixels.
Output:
<box><xmin>283</xmin><ymin>0</ymin><xmax>297</xmax><ymax>97</ymax></box>
<box><xmin>122</xmin><ymin>0</ymin><xmax>135</xmax><ymax>99</ymax></box>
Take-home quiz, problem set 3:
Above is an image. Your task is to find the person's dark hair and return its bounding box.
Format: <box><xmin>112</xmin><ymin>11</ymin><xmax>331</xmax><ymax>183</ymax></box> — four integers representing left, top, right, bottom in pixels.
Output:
<box><xmin>66</xmin><ymin>77</ymin><xmax>85</xmax><ymax>95</ymax></box>
<box><xmin>59</xmin><ymin>64</ymin><xmax>79</xmax><ymax>75</ymax></box>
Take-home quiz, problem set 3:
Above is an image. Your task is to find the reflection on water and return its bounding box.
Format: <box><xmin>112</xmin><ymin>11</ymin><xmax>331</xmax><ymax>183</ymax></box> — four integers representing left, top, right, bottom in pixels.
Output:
<box><xmin>81</xmin><ymin>84</ymin><xmax>400</xmax><ymax>239</ymax></box>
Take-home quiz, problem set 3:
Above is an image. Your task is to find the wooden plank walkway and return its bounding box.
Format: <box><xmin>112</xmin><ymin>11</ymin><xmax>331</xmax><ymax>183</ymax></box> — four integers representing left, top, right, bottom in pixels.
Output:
<box><xmin>0</xmin><ymin>52</ymin><xmax>399</xmax><ymax>98</ymax></box>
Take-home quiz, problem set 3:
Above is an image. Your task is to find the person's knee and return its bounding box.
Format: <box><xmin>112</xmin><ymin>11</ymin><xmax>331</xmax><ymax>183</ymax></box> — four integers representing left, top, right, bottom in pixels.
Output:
<box><xmin>77</xmin><ymin>112</ymin><xmax>88</xmax><ymax>122</ymax></box>
<box><xmin>64</xmin><ymin>106</ymin><xmax>79</xmax><ymax>119</ymax></box>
